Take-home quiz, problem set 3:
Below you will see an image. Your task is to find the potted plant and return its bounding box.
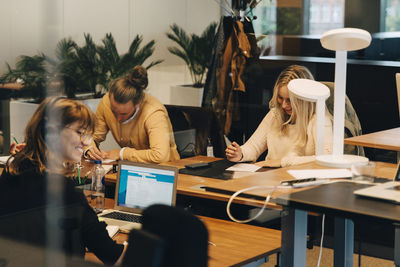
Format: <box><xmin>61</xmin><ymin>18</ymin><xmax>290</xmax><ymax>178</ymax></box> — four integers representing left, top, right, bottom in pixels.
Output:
<box><xmin>1</xmin><ymin>32</ymin><xmax>163</xmax><ymax>150</ymax></box>
<box><xmin>166</xmin><ymin>22</ymin><xmax>217</xmax><ymax>106</ymax></box>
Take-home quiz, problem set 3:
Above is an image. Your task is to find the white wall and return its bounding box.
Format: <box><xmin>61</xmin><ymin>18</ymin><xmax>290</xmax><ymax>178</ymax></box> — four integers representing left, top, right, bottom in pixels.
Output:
<box><xmin>0</xmin><ymin>0</ymin><xmax>221</xmax><ymax>104</ymax></box>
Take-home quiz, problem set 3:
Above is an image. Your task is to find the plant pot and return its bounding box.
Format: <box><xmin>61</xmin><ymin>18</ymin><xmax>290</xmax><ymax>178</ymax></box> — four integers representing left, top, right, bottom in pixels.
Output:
<box><xmin>170</xmin><ymin>85</ymin><xmax>204</xmax><ymax>107</ymax></box>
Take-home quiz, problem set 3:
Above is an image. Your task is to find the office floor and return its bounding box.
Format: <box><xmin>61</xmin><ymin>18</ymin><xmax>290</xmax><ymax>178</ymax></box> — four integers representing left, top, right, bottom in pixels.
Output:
<box><xmin>262</xmin><ymin>246</ymin><xmax>394</xmax><ymax>266</ymax></box>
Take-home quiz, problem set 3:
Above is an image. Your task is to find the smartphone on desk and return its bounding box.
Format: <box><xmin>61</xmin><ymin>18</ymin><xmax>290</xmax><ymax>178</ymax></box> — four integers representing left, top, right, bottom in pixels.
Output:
<box><xmin>185</xmin><ymin>162</ymin><xmax>211</xmax><ymax>169</ymax></box>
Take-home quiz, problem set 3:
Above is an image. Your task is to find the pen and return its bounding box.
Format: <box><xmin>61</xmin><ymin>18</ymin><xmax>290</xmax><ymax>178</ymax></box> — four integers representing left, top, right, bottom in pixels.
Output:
<box><xmin>12</xmin><ymin>136</ymin><xmax>19</xmax><ymax>144</ymax></box>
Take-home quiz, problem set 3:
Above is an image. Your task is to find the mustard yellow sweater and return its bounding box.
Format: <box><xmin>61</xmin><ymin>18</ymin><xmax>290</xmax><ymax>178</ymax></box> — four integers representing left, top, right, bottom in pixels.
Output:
<box><xmin>93</xmin><ymin>93</ymin><xmax>180</xmax><ymax>163</ymax></box>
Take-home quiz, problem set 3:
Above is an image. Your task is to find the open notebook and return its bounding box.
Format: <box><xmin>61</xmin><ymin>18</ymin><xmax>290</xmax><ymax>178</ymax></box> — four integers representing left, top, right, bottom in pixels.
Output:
<box><xmin>98</xmin><ymin>160</ymin><xmax>178</xmax><ymax>232</ymax></box>
<box><xmin>354</xmin><ymin>162</ymin><xmax>400</xmax><ymax>203</ymax></box>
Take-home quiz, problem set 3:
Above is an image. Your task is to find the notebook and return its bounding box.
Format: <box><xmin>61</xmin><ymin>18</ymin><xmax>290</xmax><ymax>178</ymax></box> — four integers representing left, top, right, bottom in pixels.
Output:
<box><xmin>354</xmin><ymin>162</ymin><xmax>400</xmax><ymax>203</ymax></box>
<box><xmin>98</xmin><ymin>160</ymin><xmax>178</xmax><ymax>232</ymax></box>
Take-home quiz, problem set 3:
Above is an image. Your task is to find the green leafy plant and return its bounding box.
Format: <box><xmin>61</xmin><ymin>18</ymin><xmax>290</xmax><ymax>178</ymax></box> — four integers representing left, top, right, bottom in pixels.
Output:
<box><xmin>0</xmin><ymin>54</ymin><xmax>48</xmax><ymax>101</ymax></box>
<box><xmin>97</xmin><ymin>33</ymin><xmax>163</xmax><ymax>89</ymax></box>
<box><xmin>1</xmin><ymin>33</ymin><xmax>163</xmax><ymax>100</ymax></box>
<box><xmin>166</xmin><ymin>22</ymin><xmax>217</xmax><ymax>87</ymax></box>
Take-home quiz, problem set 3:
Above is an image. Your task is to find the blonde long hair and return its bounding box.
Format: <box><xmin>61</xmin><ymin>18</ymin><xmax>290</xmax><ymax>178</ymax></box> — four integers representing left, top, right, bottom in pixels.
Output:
<box><xmin>269</xmin><ymin>65</ymin><xmax>316</xmax><ymax>146</ymax></box>
<box><xmin>8</xmin><ymin>97</ymin><xmax>95</xmax><ymax>175</ymax></box>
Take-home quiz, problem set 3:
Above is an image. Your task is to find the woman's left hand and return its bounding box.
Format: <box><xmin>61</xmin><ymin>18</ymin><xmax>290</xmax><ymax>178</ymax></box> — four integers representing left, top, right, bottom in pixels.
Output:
<box><xmin>104</xmin><ymin>149</ymin><xmax>121</xmax><ymax>160</ymax></box>
<box><xmin>254</xmin><ymin>159</ymin><xmax>281</xmax><ymax>167</ymax></box>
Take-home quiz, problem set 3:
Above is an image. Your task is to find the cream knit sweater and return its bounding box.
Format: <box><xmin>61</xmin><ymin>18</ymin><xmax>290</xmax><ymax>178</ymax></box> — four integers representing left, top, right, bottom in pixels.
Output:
<box><xmin>240</xmin><ymin>108</ymin><xmax>333</xmax><ymax>167</ymax></box>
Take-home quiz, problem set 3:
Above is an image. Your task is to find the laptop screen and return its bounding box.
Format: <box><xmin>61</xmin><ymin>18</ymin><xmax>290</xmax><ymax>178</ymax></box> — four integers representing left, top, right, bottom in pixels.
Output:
<box><xmin>116</xmin><ymin>162</ymin><xmax>177</xmax><ymax>210</ymax></box>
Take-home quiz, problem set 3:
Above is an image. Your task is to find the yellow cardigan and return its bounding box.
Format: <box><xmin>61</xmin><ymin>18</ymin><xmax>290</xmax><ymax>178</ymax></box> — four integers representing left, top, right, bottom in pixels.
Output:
<box><xmin>93</xmin><ymin>93</ymin><xmax>180</xmax><ymax>163</ymax></box>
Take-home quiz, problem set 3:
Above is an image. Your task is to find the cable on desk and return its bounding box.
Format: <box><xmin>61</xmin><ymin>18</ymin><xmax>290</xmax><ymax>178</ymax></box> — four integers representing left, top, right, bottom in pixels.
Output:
<box><xmin>317</xmin><ymin>214</ymin><xmax>325</xmax><ymax>267</ymax></box>
<box><xmin>226</xmin><ymin>185</ymin><xmax>284</xmax><ymax>223</ymax></box>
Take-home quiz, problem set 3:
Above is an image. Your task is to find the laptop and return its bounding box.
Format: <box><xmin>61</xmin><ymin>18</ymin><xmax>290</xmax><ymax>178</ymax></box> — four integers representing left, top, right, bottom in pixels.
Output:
<box><xmin>354</xmin><ymin>162</ymin><xmax>400</xmax><ymax>203</ymax></box>
<box><xmin>98</xmin><ymin>160</ymin><xmax>178</xmax><ymax>232</ymax></box>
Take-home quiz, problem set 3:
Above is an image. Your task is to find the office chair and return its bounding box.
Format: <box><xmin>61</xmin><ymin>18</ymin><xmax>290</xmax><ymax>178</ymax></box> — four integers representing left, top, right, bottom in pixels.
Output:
<box><xmin>322</xmin><ymin>81</ymin><xmax>365</xmax><ymax>156</ymax></box>
<box><xmin>123</xmin><ymin>204</ymin><xmax>208</xmax><ymax>267</ymax></box>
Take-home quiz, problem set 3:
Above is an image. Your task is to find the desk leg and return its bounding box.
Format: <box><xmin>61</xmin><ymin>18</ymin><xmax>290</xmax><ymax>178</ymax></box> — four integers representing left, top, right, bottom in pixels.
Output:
<box><xmin>394</xmin><ymin>224</ymin><xmax>400</xmax><ymax>267</ymax></box>
<box><xmin>334</xmin><ymin>217</ymin><xmax>354</xmax><ymax>267</ymax></box>
<box><xmin>281</xmin><ymin>207</ymin><xmax>307</xmax><ymax>267</ymax></box>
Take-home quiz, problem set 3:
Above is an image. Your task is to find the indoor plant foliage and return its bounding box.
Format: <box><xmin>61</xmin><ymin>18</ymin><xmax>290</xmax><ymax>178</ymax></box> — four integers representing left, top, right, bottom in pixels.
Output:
<box><xmin>166</xmin><ymin>22</ymin><xmax>217</xmax><ymax>87</ymax></box>
<box><xmin>97</xmin><ymin>33</ymin><xmax>163</xmax><ymax>90</ymax></box>
<box><xmin>0</xmin><ymin>33</ymin><xmax>163</xmax><ymax>100</ymax></box>
<box><xmin>0</xmin><ymin>54</ymin><xmax>48</xmax><ymax>101</ymax></box>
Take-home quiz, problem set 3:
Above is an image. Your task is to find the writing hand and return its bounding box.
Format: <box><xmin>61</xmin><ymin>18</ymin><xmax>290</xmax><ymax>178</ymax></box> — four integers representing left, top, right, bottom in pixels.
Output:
<box><xmin>87</xmin><ymin>145</ymin><xmax>106</xmax><ymax>161</ymax></box>
<box><xmin>225</xmin><ymin>141</ymin><xmax>243</xmax><ymax>162</ymax></box>
<box><xmin>254</xmin><ymin>159</ymin><xmax>281</xmax><ymax>168</ymax></box>
<box><xmin>104</xmin><ymin>149</ymin><xmax>121</xmax><ymax>160</ymax></box>
<box><xmin>9</xmin><ymin>142</ymin><xmax>26</xmax><ymax>155</ymax></box>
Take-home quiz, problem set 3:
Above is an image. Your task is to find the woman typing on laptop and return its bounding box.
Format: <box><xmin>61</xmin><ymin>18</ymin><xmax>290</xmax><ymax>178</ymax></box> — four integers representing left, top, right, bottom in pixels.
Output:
<box><xmin>0</xmin><ymin>97</ymin><xmax>125</xmax><ymax>265</ymax></box>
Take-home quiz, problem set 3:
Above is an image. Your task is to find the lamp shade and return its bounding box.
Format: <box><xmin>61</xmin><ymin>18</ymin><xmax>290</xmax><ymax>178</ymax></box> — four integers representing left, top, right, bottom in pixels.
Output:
<box><xmin>321</xmin><ymin>28</ymin><xmax>371</xmax><ymax>52</ymax></box>
<box><xmin>288</xmin><ymin>79</ymin><xmax>330</xmax><ymax>102</ymax></box>
<box><xmin>288</xmin><ymin>79</ymin><xmax>330</xmax><ymax>156</ymax></box>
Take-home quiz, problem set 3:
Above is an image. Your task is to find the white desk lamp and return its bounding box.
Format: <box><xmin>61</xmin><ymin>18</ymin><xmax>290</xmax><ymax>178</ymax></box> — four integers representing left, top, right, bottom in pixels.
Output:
<box><xmin>288</xmin><ymin>79</ymin><xmax>330</xmax><ymax>156</ymax></box>
<box><xmin>317</xmin><ymin>28</ymin><xmax>371</xmax><ymax>167</ymax></box>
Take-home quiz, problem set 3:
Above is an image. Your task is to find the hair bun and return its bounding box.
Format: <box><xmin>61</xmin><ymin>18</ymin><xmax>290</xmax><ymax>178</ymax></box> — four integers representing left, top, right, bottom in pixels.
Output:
<box><xmin>127</xmin><ymin>66</ymin><xmax>148</xmax><ymax>91</ymax></box>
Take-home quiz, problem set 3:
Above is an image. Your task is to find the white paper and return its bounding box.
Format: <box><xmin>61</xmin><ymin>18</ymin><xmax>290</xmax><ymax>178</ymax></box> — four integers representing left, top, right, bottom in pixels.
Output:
<box><xmin>287</xmin><ymin>169</ymin><xmax>352</xmax><ymax>179</ymax></box>
<box><xmin>106</xmin><ymin>225</ymin><xmax>119</xmax><ymax>238</ymax></box>
<box><xmin>102</xmin><ymin>164</ymin><xmax>113</xmax><ymax>174</ymax></box>
<box><xmin>102</xmin><ymin>158</ymin><xmax>116</xmax><ymax>164</ymax></box>
<box><xmin>226</xmin><ymin>163</ymin><xmax>261</xmax><ymax>172</ymax></box>
<box><xmin>0</xmin><ymin>156</ymin><xmax>11</xmax><ymax>164</ymax></box>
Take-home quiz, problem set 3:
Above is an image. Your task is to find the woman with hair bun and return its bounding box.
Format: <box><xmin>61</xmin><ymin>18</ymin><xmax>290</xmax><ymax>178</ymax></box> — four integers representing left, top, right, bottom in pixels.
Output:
<box><xmin>85</xmin><ymin>65</ymin><xmax>180</xmax><ymax>163</ymax></box>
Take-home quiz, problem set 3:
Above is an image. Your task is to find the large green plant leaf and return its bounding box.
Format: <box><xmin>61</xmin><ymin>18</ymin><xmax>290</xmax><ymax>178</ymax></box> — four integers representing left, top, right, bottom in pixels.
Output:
<box><xmin>166</xmin><ymin>22</ymin><xmax>217</xmax><ymax>87</ymax></box>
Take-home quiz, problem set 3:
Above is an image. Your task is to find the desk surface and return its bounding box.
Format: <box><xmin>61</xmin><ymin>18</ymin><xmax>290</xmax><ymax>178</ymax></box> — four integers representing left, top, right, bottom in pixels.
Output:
<box><xmin>199</xmin><ymin>161</ymin><xmax>398</xmax><ymax>204</ymax></box>
<box><xmin>86</xmin><ymin>199</ymin><xmax>281</xmax><ymax>267</ymax></box>
<box><xmin>105</xmin><ymin>156</ymin><xmax>276</xmax><ymax>208</ymax></box>
<box><xmin>105</xmin><ymin>157</ymin><xmax>398</xmax><ymax>209</ymax></box>
<box><xmin>344</xmin><ymin>127</ymin><xmax>400</xmax><ymax>151</ymax></box>
<box><xmin>276</xmin><ymin>180</ymin><xmax>400</xmax><ymax>224</ymax></box>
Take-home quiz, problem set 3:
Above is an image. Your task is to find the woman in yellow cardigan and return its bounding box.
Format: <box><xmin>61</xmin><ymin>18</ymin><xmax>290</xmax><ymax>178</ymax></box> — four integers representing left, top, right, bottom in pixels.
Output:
<box><xmin>85</xmin><ymin>66</ymin><xmax>180</xmax><ymax>163</ymax></box>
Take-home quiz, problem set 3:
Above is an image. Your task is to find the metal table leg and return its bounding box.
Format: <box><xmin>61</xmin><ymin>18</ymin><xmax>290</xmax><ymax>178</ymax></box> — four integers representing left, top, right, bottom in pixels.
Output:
<box><xmin>281</xmin><ymin>207</ymin><xmax>308</xmax><ymax>267</ymax></box>
<box><xmin>334</xmin><ymin>217</ymin><xmax>354</xmax><ymax>267</ymax></box>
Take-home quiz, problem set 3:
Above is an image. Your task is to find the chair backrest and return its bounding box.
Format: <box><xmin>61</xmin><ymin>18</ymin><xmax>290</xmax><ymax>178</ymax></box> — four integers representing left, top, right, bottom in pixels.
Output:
<box><xmin>395</xmin><ymin>73</ymin><xmax>400</xmax><ymax>119</ymax></box>
<box><xmin>138</xmin><ymin>204</ymin><xmax>208</xmax><ymax>267</ymax></box>
<box><xmin>122</xmin><ymin>229</ymin><xmax>165</xmax><ymax>267</ymax></box>
<box><xmin>321</xmin><ymin>81</ymin><xmax>365</xmax><ymax>156</ymax></box>
<box><xmin>173</xmin><ymin>129</ymin><xmax>196</xmax><ymax>158</ymax></box>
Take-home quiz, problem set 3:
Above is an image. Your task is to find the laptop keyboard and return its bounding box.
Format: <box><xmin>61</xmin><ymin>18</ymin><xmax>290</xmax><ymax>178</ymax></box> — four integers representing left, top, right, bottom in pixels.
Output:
<box><xmin>100</xmin><ymin>211</ymin><xmax>143</xmax><ymax>223</ymax></box>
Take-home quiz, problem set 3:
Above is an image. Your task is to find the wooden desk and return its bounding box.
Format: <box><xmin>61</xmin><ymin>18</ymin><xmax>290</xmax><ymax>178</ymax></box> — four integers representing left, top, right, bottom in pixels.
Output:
<box><xmin>105</xmin><ymin>156</ymin><xmax>277</xmax><ymax>208</ymax></box>
<box><xmin>344</xmin><ymin>127</ymin><xmax>400</xmax><ymax>151</ymax></box>
<box><xmin>200</xmin><ymin>161</ymin><xmax>398</xmax><ymax>202</ymax></box>
<box><xmin>105</xmin><ymin>157</ymin><xmax>398</xmax><ymax>209</ymax></box>
<box><xmin>86</xmin><ymin>200</ymin><xmax>281</xmax><ymax>267</ymax></box>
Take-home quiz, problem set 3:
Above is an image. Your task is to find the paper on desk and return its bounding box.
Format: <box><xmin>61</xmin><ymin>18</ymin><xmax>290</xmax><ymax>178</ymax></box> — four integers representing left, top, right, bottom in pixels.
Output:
<box><xmin>102</xmin><ymin>158</ymin><xmax>115</xmax><ymax>164</ymax></box>
<box><xmin>287</xmin><ymin>169</ymin><xmax>352</xmax><ymax>179</ymax></box>
<box><xmin>106</xmin><ymin>225</ymin><xmax>119</xmax><ymax>238</ymax></box>
<box><xmin>0</xmin><ymin>155</ymin><xmax>11</xmax><ymax>164</ymax></box>
<box><xmin>226</xmin><ymin>163</ymin><xmax>261</xmax><ymax>172</ymax></box>
<box><xmin>102</xmin><ymin>164</ymin><xmax>113</xmax><ymax>174</ymax></box>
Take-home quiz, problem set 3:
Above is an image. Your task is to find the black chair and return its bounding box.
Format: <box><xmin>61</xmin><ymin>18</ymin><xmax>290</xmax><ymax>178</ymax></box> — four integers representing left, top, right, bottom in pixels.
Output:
<box><xmin>123</xmin><ymin>204</ymin><xmax>208</xmax><ymax>267</ymax></box>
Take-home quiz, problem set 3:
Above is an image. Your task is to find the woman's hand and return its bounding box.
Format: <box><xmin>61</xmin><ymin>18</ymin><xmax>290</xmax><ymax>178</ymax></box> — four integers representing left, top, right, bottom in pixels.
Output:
<box><xmin>225</xmin><ymin>142</ymin><xmax>243</xmax><ymax>162</ymax></box>
<box><xmin>86</xmin><ymin>146</ymin><xmax>107</xmax><ymax>161</ymax></box>
<box><xmin>254</xmin><ymin>159</ymin><xmax>281</xmax><ymax>168</ymax></box>
<box><xmin>104</xmin><ymin>149</ymin><xmax>121</xmax><ymax>160</ymax></box>
<box><xmin>9</xmin><ymin>142</ymin><xmax>26</xmax><ymax>155</ymax></box>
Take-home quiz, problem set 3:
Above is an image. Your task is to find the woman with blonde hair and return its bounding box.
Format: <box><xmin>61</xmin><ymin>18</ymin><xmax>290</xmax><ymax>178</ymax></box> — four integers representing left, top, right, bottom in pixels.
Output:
<box><xmin>0</xmin><ymin>97</ymin><xmax>125</xmax><ymax>265</ymax></box>
<box><xmin>226</xmin><ymin>65</ymin><xmax>333</xmax><ymax>167</ymax></box>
